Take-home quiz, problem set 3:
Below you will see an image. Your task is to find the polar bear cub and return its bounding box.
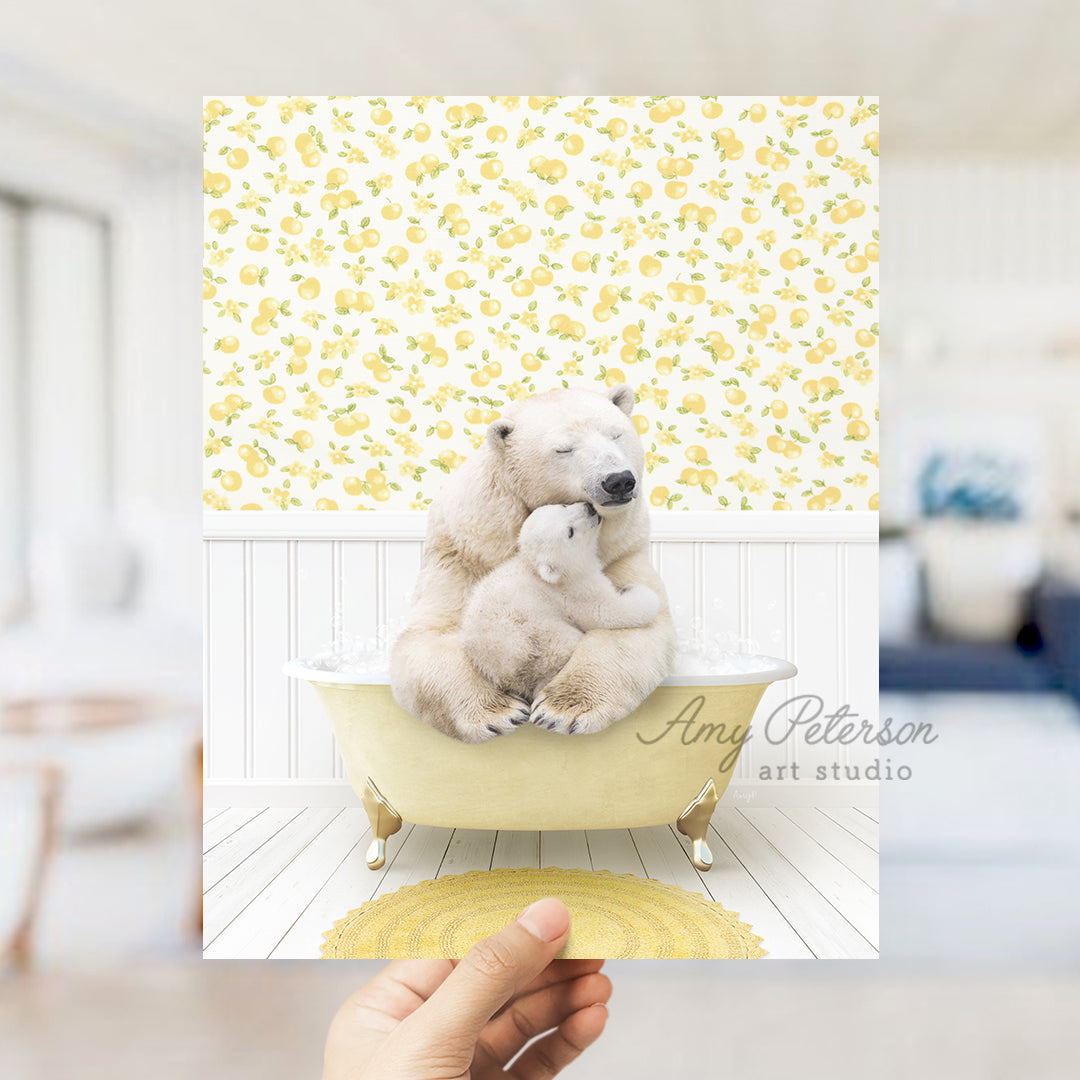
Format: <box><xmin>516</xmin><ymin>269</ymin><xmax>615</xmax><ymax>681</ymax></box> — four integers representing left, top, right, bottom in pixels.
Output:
<box><xmin>461</xmin><ymin>502</ymin><xmax>661</xmax><ymax>706</ymax></box>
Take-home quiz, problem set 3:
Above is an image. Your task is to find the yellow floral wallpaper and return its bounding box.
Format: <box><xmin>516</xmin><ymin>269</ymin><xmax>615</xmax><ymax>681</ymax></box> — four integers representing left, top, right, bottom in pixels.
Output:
<box><xmin>203</xmin><ymin>95</ymin><xmax>878</xmax><ymax>511</ymax></box>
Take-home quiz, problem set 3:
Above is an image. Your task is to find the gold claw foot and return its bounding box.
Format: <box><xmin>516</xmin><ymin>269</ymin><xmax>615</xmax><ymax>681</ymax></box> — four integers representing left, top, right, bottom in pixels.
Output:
<box><xmin>360</xmin><ymin>777</ymin><xmax>402</xmax><ymax>870</ymax></box>
<box><xmin>676</xmin><ymin>779</ymin><xmax>720</xmax><ymax>872</ymax></box>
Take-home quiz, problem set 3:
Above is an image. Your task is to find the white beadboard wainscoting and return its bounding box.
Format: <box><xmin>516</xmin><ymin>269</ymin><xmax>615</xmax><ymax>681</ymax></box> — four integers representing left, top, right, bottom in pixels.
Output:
<box><xmin>204</xmin><ymin>511</ymin><xmax>878</xmax><ymax>807</ymax></box>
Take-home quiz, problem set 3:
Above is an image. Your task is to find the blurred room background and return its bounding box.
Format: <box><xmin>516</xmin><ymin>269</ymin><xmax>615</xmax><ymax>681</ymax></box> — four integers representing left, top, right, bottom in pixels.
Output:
<box><xmin>2</xmin><ymin>1</ymin><xmax>1079</xmax><ymax>1077</ymax></box>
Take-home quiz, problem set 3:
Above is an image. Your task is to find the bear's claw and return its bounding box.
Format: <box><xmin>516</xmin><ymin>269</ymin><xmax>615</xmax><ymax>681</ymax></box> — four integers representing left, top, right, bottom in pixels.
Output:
<box><xmin>529</xmin><ymin>692</ymin><xmax>613</xmax><ymax>735</ymax></box>
<box><xmin>457</xmin><ymin>693</ymin><xmax>533</xmax><ymax>741</ymax></box>
<box><xmin>531</xmin><ymin>709</ymin><xmax>555</xmax><ymax>731</ymax></box>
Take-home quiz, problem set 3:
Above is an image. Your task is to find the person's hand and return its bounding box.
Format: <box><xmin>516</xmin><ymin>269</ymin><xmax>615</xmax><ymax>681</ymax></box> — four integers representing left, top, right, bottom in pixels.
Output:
<box><xmin>324</xmin><ymin>898</ymin><xmax>610</xmax><ymax>1079</ymax></box>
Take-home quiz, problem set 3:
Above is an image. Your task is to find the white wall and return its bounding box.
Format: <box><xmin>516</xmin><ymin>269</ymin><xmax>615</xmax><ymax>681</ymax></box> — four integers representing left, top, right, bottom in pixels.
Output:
<box><xmin>204</xmin><ymin>511</ymin><xmax>878</xmax><ymax>808</ymax></box>
<box><xmin>885</xmin><ymin>159</ymin><xmax>1080</xmax><ymax>536</ymax></box>
<box><xmin>0</xmin><ymin>203</ymin><xmax>22</xmax><ymax>618</ymax></box>
<box><xmin>111</xmin><ymin>162</ymin><xmax>202</xmax><ymax>623</ymax></box>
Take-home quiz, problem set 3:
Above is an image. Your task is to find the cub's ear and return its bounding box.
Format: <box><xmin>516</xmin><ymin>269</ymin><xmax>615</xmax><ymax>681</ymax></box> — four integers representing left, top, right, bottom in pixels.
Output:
<box><xmin>607</xmin><ymin>383</ymin><xmax>635</xmax><ymax>416</ymax></box>
<box><xmin>537</xmin><ymin>562</ymin><xmax>562</xmax><ymax>584</ymax></box>
<box><xmin>486</xmin><ymin>417</ymin><xmax>515</xmax><ymax>449</ymax></box>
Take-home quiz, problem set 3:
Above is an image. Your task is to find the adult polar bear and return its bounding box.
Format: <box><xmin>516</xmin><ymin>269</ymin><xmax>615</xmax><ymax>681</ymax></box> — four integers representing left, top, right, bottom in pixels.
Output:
<box><xmin>390</xmin><ymin>384</ymin><xmax>676</xmax><ymax>743</ymax></box>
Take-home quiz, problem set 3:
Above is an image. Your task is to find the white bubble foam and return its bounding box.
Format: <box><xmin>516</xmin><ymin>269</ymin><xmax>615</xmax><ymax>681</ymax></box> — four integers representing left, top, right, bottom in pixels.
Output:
<box><xmin>302</xmin><ymin>618</ymin><xmax>405</xmax><ymax>676</ymax></box>
<box><xmin>671</xmin><ymin>622</ymin><xmax>772</xmax><ymax>674</ymax></box>
<box><xmin>302</xmin><ymin>620</ymin><xmax>779</xmax><ymax>678</ymax></box>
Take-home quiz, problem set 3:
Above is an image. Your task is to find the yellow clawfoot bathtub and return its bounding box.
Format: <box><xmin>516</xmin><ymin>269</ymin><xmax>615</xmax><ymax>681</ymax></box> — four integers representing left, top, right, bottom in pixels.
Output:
<box><xmin>284</xmin><ymin>658</ymin><xmax>796</xmax><ymax>872</ymax></box>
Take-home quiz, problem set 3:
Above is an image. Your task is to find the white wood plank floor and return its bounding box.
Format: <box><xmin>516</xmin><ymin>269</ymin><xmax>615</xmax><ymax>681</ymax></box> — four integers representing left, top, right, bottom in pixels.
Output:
<box><xmin>203</xmin><ymin>807</ymin><xmax>878</xmax><ymax>960</ymax></box>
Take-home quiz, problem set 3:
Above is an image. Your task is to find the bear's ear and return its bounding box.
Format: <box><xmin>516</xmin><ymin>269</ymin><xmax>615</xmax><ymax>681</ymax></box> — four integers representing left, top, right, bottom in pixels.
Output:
<box><xmin>537</xmin><ymin>562</ymin><xmax>562</xmax><ymax>584</ymax></box>
<box><xmin>486</xmin><ymin>417</ymin><xmax>515</xmax><ymax>450</ymax></box>
<box><xmin>607</xmin><ymin>383</ymin><xmax>635</xmax><ymax>415</ymax></box>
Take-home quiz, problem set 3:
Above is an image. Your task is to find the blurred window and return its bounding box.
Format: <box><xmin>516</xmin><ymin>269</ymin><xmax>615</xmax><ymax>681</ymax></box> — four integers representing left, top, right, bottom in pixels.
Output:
<box><xmin>0</xmin><ymin>194</ymin><xmax>110</xmax><ymax>624</ymax></box>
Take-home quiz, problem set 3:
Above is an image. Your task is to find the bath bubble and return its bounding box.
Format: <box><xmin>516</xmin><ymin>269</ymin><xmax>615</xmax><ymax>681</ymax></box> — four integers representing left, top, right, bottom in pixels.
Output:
<box><xmin>669</xmin><ymin>625</ymin><xmax>767</xmax><ymax>675</ymax></box>
<box><xmin>304</xmin><ymin>616</ymin><xmax>409</xmax><ymax>675</ymax></box>
<box><xmin>302</xmin><ymin>619</ymin><xmax>778</xmax><ymax>678</ymax></box>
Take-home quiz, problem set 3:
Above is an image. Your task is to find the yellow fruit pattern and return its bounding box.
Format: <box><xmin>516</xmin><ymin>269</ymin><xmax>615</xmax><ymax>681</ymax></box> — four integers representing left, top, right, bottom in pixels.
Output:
<box><xmin>203</xmin><ymin>96</ymin><xmax>878</xmax><ymax>511</ymax></box>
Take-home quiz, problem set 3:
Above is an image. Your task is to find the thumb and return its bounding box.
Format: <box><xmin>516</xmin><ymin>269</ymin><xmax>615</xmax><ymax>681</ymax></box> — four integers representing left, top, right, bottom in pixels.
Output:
<box><xmin>405</xmin><ymin>898</ymin><xmax>570</xmax><ymax>1050</ymax></box>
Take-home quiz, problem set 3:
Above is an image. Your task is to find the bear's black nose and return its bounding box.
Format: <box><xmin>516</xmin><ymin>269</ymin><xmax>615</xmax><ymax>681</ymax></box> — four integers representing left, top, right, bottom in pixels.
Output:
<box><xmin>601</xmin><ymin>470</ymin><xmax>636</xmax><ymax>499</ymax></box>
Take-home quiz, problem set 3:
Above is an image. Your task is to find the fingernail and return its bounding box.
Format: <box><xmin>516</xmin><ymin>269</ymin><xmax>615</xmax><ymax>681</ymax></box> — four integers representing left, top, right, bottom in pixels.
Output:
<box><xmin>516</xmin><ymin>898</ymin><xmax>569</xmax><ymax>942</ymax></box>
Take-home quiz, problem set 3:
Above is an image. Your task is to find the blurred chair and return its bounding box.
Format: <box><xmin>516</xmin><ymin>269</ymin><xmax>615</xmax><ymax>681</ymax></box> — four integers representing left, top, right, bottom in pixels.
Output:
<box><xmin>0</xmin><ymin>696</ymin><xmax>193</xmax><ymax>836</ymax></box>
<box><xmin>0</xmin><ymin>765</ymin><xmax>61</xmax><ymax>973</ymax></box>
<box><xmin>1</xmin><ymin>520</ymin><xmax>200</xmax><ymax>836</ymax></box>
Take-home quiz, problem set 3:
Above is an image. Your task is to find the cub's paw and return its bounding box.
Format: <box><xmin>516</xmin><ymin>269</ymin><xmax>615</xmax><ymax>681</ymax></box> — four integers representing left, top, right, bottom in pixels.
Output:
<box><xmin>529</xmin><ymin>690</ymin><xmax>614</xmax><ymax>736</ymax></box>
<box><xmin>621</xmin><ymin>584</ymin><xmax>660</xmax><ymax>625</ymax></box>
<box><xmin>455</xmin><ymin>692</ymin><xmax>532</xmax><ymax>743</ymax></box>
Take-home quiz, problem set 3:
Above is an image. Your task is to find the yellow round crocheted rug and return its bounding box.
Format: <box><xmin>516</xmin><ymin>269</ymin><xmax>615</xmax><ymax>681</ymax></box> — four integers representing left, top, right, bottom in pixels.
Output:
<box><xmin>321</xmin><ymin>868</ymin><xmax>765</xmax><ymax>959</ymax></box>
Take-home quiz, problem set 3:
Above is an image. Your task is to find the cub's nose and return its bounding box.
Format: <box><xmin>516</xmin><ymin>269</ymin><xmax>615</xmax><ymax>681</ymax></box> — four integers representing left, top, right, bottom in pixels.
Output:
<box><xmin>584</xmin><ymin>502</ymin><xmax>598</xmax><ymax>516</ymax></box>
<box><xmin>600</xmin><ymin>470</ymin><xmax>636</xmax><ymax>499</ymax></box>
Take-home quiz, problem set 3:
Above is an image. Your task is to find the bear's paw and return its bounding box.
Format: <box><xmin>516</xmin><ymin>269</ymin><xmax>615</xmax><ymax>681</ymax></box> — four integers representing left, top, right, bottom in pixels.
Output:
<box><xmin>457</xmin><ymin>691</ymin><xmax>533</xmax><ymax>742</ymax></box>
<box><xmin>528</xmin><ymin>688</ymin><xmax>614</xmax><ymax>736</ymax></box>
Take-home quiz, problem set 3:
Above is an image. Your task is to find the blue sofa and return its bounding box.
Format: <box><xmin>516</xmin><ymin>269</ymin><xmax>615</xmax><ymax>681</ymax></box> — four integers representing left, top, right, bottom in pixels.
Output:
<box><xmin>880</xmin><ymin>578</ymin><xmax>1080</xmax><ymax>700</ymax></box>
